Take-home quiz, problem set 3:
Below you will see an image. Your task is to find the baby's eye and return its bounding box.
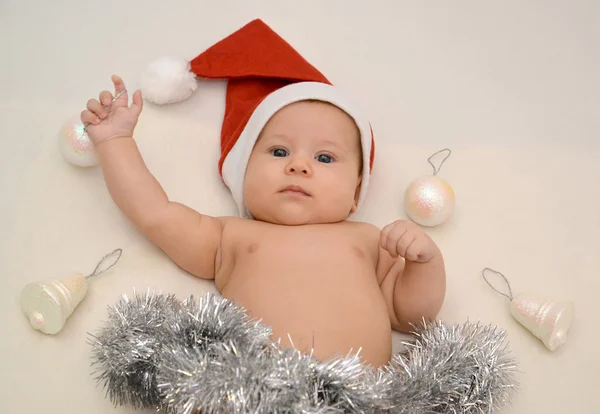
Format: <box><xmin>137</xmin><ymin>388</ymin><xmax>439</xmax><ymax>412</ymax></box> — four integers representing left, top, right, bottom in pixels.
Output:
<box><xmin>271</xmin><ymin>148</ymin><xmax>288</xmax><ymax>157</ymax></box>
<box><xmin>316</xmin><ymin>154</ymin><xmax>334</xmax><ymax>164</ymax></box>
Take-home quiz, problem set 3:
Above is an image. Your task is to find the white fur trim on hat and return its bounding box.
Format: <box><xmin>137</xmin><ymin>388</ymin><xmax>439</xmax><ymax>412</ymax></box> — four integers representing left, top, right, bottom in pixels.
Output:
<box><xmin>221</xmin><ymin>82</ymin><xmax>372</xmax><ymax>218</ymax></box>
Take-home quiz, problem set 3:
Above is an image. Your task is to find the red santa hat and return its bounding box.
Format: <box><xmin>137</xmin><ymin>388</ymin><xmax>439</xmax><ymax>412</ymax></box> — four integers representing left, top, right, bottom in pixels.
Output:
<box><xmin>140</xmin><ymin>19</ymin><xmax>375</xmax><ymax>218</ymax></box>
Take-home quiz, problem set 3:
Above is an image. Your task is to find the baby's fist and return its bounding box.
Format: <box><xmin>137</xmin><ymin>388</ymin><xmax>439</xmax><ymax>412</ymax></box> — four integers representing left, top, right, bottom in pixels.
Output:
<box><xmin>380</xmin><ymin>220</ymin><xmax>439</xmax><ymax>262</ymax></box>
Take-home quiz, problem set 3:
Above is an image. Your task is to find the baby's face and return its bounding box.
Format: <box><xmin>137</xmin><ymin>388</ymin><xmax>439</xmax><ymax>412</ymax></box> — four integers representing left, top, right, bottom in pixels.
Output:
<box><xmin>243</xmin><ymin>100</ymin><xmax>363</xmax><ymax>225</ymax></box>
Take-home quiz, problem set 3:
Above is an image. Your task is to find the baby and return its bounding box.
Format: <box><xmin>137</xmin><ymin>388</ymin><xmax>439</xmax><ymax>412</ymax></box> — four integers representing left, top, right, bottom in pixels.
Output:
<box><xmin>80</xmin><ymin>21</ymin><xmax>446</xmax><ymax>369</ymax></box>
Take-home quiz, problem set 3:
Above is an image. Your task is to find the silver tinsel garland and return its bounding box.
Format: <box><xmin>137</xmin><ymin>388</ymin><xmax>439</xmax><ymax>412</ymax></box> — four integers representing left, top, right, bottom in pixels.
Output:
<box><xmin>88</xmin><ymin>291</ymin><xmax>182</xmax><ymax>408</ymax></box>
<box><xmin>89</xmin><ymin>291</ymin><xmax>518</xmax><ymax>413</ymax></box>
<box><xmin>386</xmin><ymin>321</ymin><xmax>517</xmax><ymax>413</ymax></box>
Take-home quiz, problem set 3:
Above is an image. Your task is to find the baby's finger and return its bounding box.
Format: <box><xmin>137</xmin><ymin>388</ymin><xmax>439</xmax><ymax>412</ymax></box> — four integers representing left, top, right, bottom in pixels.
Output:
<box><xmin>99</xmin><ymin>90</ymin><xmax>114</xmax><ymax>107</ymax></box>
<box><xmin>86</xmin><ymin>99</ymin><xmax>107</xmax><ymax>118</ymax></box>
<box><xmin>80</xmin><ymin>110</ymin><xmax>100</xmax><ymax>126</ymax></box>
<box><xmin>379</xmin><ymin>223</ymin><xmax>394</xmax><ymax>248</ymax></box>
<box><xmin>129</xmin><ymin>90</ymin><xmax>143</xmax><ymax>118</ymax></box>
<box><xmin>386</xmin><ymin>224</ymin><xmax>408</xmax><ymax>257</ymax></box>
<box><xmin>405</xmin><ymin>238</ymin><xmax>423</xmax><ymax>262</ymax></box>
<box><xmin>396</xmin><ymin>232</ymin><xmax>416</xmax><ymax>258</ymax></box>
<box><xmin>111</xmin><ymin>75</ymin><xmax>128</xmax><ymax>105</ymax></box>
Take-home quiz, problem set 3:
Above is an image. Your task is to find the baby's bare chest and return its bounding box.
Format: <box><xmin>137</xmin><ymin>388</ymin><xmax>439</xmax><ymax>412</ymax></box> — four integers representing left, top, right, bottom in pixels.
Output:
<box><xmin>215</xmin><ymin>222</ymin><xmax>379</xmax><ymax>291</ymax></box>
<box><xmin>215</xmin><ymin>222</ymin><xmax>392</xmax><ymax>366</ymax></box>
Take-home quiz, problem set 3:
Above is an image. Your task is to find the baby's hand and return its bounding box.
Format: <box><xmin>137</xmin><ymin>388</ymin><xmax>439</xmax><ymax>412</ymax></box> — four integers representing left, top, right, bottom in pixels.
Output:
<box><xmin>80</xmin><ymin>75</ymin><xmax>143</xmax><ymax>145</ymax></box>
<box><xmin>380</xmin><ymin>220</ymin><xmax>439</xmax><ymax>262</ymax></box>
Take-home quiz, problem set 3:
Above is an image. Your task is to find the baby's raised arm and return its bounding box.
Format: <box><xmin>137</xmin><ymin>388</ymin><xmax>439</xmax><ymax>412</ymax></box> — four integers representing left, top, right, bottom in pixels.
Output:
<box><xmin>81</xmin><ymin>76</ymin><xmax>222</xmax><ymax>279</ymax></box>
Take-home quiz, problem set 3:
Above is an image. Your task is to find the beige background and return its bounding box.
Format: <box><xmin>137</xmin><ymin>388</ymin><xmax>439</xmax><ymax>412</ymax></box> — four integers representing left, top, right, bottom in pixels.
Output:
<box><xmin>1</xmin><ymin>1</ymin><xmax>598</xmax><ymax>413</ymax></box>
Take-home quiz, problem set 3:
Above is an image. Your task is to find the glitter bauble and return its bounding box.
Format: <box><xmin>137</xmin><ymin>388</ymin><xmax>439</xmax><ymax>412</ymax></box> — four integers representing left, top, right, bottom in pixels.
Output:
<box><xmin>58</xmin><ymin>115</ymin><xmax>99</xmax><ymax>167</ymax></box>
<box><xmin>404</xmin><ymin>175</ymin><xmax>455</xmax><ymax>227</ymax></box>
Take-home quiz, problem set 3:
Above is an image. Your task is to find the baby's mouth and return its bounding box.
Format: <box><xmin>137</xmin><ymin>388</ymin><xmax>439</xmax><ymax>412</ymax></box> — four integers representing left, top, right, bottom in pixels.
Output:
<box><xmin>281</xmin><ymin>185</ymin><xmax>311</xmax><ymax>197</ymax></box>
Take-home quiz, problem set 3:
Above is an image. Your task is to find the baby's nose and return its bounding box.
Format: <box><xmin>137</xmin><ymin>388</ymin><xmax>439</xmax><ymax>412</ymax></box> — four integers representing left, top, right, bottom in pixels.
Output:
<box><xmin>286</xmin><ymin>158</ymin><xmax>311</xmax><ymax>175</ymax></box>
<box><xmin>288</xmin><ymin>165</ymin><xmax>309</xmax><ymax>174</ymax></box>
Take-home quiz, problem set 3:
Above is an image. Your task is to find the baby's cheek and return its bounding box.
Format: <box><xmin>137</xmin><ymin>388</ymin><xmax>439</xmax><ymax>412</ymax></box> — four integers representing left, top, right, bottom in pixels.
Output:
<box><xmin>244</xmin><ymin>171</ymin><xmax>272</xmax><ymax>204</ymax></box>
<box><xmin>325</xmin><ymin>181</ymin><xmax>355</xmax><ymax>206</ymax></box>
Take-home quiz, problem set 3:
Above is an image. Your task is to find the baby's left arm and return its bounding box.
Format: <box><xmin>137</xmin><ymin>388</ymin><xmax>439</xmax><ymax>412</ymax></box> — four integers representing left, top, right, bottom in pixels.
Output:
<box><xmin>377</xmin><ymin>220</ymin><xmax>446</xmax><ymax>332</ymax></box>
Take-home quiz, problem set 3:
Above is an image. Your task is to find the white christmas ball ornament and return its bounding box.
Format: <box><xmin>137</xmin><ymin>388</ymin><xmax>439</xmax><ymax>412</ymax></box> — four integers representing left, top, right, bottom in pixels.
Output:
<box><xmin>140</xmin><ymin>57</ymin><xmax>198</xmax><ymax>105</ymax></box>
<box><xmin>58</xmin><ymin>115</ymin><xmax>99</xmax><ymax>167</ymax></box>
<box><xmin>404</xmin><ymin>175</ymin><xmax>455</xmax><ymax>227</ymax></box>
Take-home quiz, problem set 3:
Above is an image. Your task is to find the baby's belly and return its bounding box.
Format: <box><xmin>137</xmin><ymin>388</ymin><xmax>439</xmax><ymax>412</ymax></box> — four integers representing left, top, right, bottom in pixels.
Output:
<box><xmin>220</xmin><ymin>259</ymin><xmax>392</xmax><ymax>368</ymax></box>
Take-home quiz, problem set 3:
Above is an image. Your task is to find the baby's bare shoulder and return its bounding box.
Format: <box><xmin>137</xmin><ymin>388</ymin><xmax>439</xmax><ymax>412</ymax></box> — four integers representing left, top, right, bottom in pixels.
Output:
<box><xmin>344</xmin><ymin>220</ymin><xmax>381</xmax><ymax>237</ymax></box>
<box><xmin>218</xmin><ymin>215</ymin><xmax>259</xmax><ymax>236</ymax></box>
<box><xmin>340</xmin><ymin>221</ymin><xmax>382</xmax><ymax>253</ymax></box>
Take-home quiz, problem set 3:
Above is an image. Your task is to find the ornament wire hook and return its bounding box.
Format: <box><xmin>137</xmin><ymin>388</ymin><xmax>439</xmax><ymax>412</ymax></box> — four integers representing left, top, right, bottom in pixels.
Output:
<box><xmin>86</xmin><ymin>248</ymin><xmax>123</xmax><ymax>279</ymax></box>
<box><xmin>105</xmin><ymin>89</ymin><xmax>128</xmax><ymax>109</ymax></box>
<box><xmin>482</xmin><ymin>268</ymin><xmax>514</xmax><ymax>301</ymax></box>
<box><xmin>428</xmin><ymin>148</ymin><xmax>452</xmax><ymax>176</ymax></box>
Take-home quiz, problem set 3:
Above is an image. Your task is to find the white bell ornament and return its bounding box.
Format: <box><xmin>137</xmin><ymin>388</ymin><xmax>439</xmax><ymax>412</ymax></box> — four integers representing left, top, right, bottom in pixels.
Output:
<box><xmin>482</xmin><ymin>268</ymin><xmax>574</xmax><ymax>351</ymax></box>
<box><xmin>20</xmin><ymin>249</ymin><xmax>122</xmax><ymax>335</ymax></box>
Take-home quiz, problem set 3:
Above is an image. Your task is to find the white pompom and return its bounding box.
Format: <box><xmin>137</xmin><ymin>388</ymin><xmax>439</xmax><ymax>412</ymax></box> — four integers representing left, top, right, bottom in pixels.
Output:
<box><xmin>140</xmin><ymin>57</ymin><xmax>198</xmax><ymax>105</ymax></box>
